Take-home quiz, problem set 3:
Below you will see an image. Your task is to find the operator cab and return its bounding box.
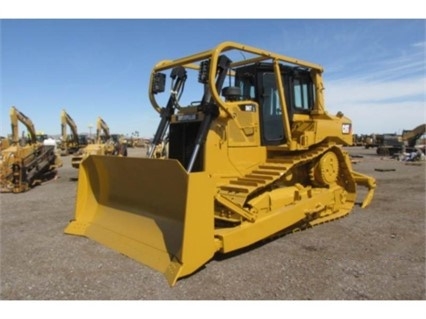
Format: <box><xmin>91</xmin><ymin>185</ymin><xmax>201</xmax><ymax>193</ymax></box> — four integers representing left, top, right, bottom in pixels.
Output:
<box><xmin>234</xmin><ymin>63</ymin><xmax>316</xmax><ymax>146</ymax></box>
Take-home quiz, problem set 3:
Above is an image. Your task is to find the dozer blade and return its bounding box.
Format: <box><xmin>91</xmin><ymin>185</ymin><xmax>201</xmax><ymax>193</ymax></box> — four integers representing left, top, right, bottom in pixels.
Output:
<box><xmin>64</xmin><ymin>155</ymin><xmax>216</xmax><ymax>286</ymax></box>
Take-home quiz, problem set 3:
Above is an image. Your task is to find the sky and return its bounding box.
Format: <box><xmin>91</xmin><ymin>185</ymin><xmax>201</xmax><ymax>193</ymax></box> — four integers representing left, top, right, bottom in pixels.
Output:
<box><xmin>1</xmin><ymin>18</ymin><xmax>425</xmax><ymax>139</ymax></box>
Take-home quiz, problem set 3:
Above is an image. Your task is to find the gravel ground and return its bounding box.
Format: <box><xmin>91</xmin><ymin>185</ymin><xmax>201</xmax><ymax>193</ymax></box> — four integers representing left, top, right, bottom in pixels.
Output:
<box><xmin>1</xmin><ymin>146</ymin><xmax>425</xmax><ymax>312</ymax></box>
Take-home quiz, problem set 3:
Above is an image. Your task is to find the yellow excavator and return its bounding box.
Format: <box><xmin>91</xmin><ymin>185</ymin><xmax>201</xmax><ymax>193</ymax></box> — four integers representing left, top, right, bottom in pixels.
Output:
<box><xmin>71</xmin><ymin>116</ymin><xmax>127</xmax><ymax>168</ymax></box>
<box><xmin>0</xmin><ymin>106</ymin><xmax>62</xmax><ymax>193</ymax></box>
<box><xmin>402</xmin><ymin>123</ymin><xmax>426</xmax><ymax>149</ymax></box>
<box><xmin>65</xmin><ymin>41</ymin><xmax>376</xmax><ymax>286</ymax></box>
<box><xmin>376</xmin><ymin>123</ymin><xmax>426</xmax><ymax>156</ymax></box>
<box><xmin>0</xmin><ymin>137</ymin><xmax>10</xmax><ymax>151</ymax></box>
<box><xmin>60</xmin><ymin>109</ymin><xmax>89</xmax><ymax>155</ymax></box>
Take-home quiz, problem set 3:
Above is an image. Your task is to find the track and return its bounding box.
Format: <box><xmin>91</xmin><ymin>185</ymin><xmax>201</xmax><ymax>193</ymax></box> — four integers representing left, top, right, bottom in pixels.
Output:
<box><xmin>216</xmin><ymin>142</ymin><xmax>357</xmax><ymax>226</ymax></box>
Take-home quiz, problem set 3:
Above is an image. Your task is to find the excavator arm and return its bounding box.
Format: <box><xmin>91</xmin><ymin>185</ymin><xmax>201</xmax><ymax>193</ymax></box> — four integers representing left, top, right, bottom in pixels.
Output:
<box><xmin>10</xmin><ymin>106</ymin><xmax>37</xmax><ymax>144</ymax></box>
<box><xmin>95</xmin><ymin>117</ymin><xmax>110</xmax><ymax>144</ymax></box>
<box><xmin>402</xmin><ymin>123</ymin><xmax>426</xmax><ymax>148</ymax></box>
<box><xmin>61</xmin><ymin>109</ymin><xmax>79</xmax><ymax>146</ymax></box>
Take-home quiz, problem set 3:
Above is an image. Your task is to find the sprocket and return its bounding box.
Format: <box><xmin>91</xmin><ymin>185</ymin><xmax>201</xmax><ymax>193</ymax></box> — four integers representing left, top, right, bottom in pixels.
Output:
<box><xmin>309</xmin><ymin>151</ymin><xmax>339</xmax><ymax>186</ymax></box>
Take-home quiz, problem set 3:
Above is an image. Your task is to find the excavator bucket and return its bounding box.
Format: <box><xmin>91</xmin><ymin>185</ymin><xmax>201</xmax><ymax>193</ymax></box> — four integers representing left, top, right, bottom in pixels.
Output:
<box><xmin>64</xmin><ymin>155</ymin><xmax>216</xmax><ymax>286</ymax></box>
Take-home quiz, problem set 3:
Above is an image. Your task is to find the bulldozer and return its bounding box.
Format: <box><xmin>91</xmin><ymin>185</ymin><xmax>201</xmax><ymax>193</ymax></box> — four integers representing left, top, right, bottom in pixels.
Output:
<box><xmin>60</xmin><ymin>109</ymin><xmax>89</xmax><ymax>155</ymax></box>
<box><xmin>71</xmin><ymin>116</ymin><xmax>127</xmax><ymax>168</ymax></box>
<box><xmin>0</xmin><ymin>106</ymin><xmax>62</xmax><ymax>193</ymax></box>
<box><xmin>65</xmin><ymin>41</ymin><xmax>376</xmax><ymax>286</ymax></box>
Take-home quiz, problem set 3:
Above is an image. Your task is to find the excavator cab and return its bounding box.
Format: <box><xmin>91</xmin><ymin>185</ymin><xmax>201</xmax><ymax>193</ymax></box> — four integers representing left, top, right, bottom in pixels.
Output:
<box><xmin>65</xmin><ymin>42</ymin><xmax>376</xmax><ymax>286</ymax></box>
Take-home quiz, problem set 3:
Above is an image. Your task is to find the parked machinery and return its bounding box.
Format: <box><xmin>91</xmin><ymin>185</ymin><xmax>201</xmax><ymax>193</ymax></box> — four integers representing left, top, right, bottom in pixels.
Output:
<box><xmin>376</xmin><ymin>123</ymin><xmax>426</xmax><ymax>156</ymax></box>
<box><xmin>65</xmin><ymin>42</ymin><xmax>376</xmax><ymax>286</ymax></box>
<box><xmin>402</xmin><ymin>123</ymin><xmax>426</xmax><ymax>150</ymax></box>
<box><xmin>0</xmin><ymin>106</ymin><xmax>62</xmax><ymax>193</ymax></box>
<box><xmin>71</xmin><ymin>116</ymin><xmax>127</xmax><ymax>169</ymax></box>
<box><xmin>0</xmin><ymin>136</ymin><xmax>10</xmax><ymax>151</ymax></box>
<box><xmin>60</xmin><ymin>109</ymin><xmax>89</xmax><ymax>155</ymax></box>
<box><xmin>375</xmin><ymin>134</ymin><xmax>402</xmax><ymax>156</ymax></box>
<box><xmin>364</xmin><ymin>134</ymin><xmax>380</xmax><ymax>149</ymax></box>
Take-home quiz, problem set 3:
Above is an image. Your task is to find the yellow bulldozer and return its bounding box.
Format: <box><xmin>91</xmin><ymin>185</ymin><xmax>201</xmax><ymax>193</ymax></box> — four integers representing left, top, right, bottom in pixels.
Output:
<box><xmin>60</xmin><ymin>109</ymin><xmax>89</xmax><ymax>155</ymax></box>
<box><xmin>1</xmin><ymin>106</ymin><xmax>62</xmax><ymax>193</ymax></box>
<box><xmin>71</xmin><ymin>116</ymin><xmax>127</xmax><ymax>168</ymax></box>
<box><xmin>65</xmin><ymin>41</ymin><xmax>376</xmax><ymax>286</ymax></box>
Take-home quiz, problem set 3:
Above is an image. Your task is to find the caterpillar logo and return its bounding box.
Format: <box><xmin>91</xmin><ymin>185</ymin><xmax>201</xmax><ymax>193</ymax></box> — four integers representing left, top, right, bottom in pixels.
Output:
<box><xmin>342</xmin><ymin>123</ymin><xmax>351</xmax><ymax>134</ymax></box>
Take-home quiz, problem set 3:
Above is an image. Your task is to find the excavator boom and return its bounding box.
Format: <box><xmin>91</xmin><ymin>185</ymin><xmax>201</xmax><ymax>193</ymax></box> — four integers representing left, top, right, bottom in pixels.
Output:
<box><xmin>96</xmin><ymin>117</ymin><xmax>110</xmax><ymax>144</ymax></box>
<box><xmin>10</xmin><ymin>106</ymin><xmax>37</xmax><ymax>144</ymax></box>
<box><xmin>60</xmin><ymin>109</ymin><xmax>87</xmax><ymax>155</ymax></box>
<box><xmin>402</xmin><ymin>123</ymin><xmax>426</xmax><ymax>148</ymax></box>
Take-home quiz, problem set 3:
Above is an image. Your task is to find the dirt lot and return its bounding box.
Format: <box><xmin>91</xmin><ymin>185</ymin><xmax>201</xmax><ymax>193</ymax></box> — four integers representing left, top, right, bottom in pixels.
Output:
<box><xmin>0</xmin><ymin>146</ymin><xmax>425</xmax><ymax>302</ymax></box>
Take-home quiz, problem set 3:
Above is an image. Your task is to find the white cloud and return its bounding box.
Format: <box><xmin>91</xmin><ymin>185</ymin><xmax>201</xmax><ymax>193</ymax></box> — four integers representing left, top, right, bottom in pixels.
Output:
<box><xmin>326</xmin><ymin>76</ymin><xmax>425</xmax><ymax>105</ymax></box>
<box><xmin>327</xmin><ymin>99</ymin><xmax>425</xmax><ymax>134</ymax></box>
<box><xmin>412</xmin><ymin>41</ymin><xmax>426</xmax><ymax>48</ymax></box>
<box><xmin>325</xmin><ymin>76</ymin><xmax>425</xmax><ymax>134</ymax></box>
<box><xmin>323</xmin><ymin>39</ymin><xmax>425</xmax><ymax>134</ymax></box>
